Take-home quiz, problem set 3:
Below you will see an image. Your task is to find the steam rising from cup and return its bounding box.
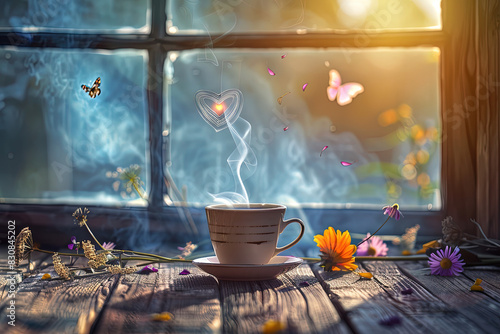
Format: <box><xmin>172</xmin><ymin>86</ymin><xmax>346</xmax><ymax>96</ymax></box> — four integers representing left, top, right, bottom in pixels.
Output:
<box><xmin>195</xmin><ymin>89</ymin><xmax>256</xmax><ymax>205</ymax></box>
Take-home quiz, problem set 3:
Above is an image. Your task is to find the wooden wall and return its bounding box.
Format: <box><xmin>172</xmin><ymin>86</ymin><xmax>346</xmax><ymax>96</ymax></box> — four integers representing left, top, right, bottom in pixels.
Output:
<box><xmin>475</xmin><ymin>0</ymin><xmax>500</xmax><ymax>239</ymax></box>
<box><xmin>442</xmin><ymin>0</ymin><xmax>500</xmax><ymax>238</ymax></box>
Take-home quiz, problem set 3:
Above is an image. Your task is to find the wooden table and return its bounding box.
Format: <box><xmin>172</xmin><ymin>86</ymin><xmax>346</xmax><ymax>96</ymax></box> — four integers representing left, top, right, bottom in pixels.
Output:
<box><xmin>1</xmin><ymin>251</ymin><xmax>500</xmax><ymax>333</ymax></box>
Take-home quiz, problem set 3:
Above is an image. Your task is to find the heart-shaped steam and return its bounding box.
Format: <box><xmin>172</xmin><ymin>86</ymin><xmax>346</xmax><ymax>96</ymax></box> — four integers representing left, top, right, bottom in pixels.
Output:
<box><xmin>195</xmin><ymin>89</ymin><xmax>243</xmax><ymax>132</ymax></box>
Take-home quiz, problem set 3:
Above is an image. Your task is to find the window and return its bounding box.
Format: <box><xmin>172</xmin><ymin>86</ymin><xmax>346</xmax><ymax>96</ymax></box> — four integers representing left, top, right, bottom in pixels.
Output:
<box><xmin>1</xmin><ymin>1</ymin><xmax>499</xmax><ymax>245</ymax></box>
<box><xmin>0</xmin><ymin>47</ymin><xmax>149</xmax><ymax>205</ymax></box>
<box><xmin>0</xmin><ymin>0</ymin><xmax>150</xmax><ymax>33</ymax></box>
<box><xmin>164</xmin><ymin>1</ymin><xmax>443</xmax><ymax>215</ymax></box>
<box><xmin>167</xmin><ymin>0</ymin><xmax>441</xmax><ymax>33</ymax></box>
<box><xmin>165</xmin><ymin>47</ymin><xmax>441</xmax><ymax>210</ymax></box>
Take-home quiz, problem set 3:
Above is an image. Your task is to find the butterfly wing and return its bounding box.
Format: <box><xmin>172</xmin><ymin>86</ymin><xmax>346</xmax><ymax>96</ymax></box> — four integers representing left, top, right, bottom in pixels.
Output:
<box><xmin>327</xmin><ymin>86</ymin><xmax>338</xmax><ymax>101</ymax></box>
<box><xmin>81</xmin><ymin>78</ymin><xmax>101</xmax><ymax>97</ymax></box>
<box><xmin>89</xmin><ymin>87</ymin><xmax>99</xmax><ymax>98</ymax></box>
<box><xmin>83</xmin><ymin>78</ymin><xmax>101</xmax><ymax>98</ymax></box>
<box><xmin>328</xmin><ymin>70</ymin><xmax>341</xmax><ymax>88</ymax></box>
<box><xmin>337</xmin><ymin>83</ymin><xmax>364</xmax><ymax>106</ymax></box>
<box><xmin>327</xmin><ymin>69</ymin><xmax>342</xmax><ymax>101</ymax></box>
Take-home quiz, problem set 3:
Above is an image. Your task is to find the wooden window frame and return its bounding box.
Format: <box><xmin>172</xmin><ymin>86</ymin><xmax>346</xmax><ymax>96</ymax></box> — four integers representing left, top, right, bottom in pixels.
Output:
<box><xmin>0</xmin><ymin>0</ymin><xmax>498</xmax><ymax>242</ymax></box>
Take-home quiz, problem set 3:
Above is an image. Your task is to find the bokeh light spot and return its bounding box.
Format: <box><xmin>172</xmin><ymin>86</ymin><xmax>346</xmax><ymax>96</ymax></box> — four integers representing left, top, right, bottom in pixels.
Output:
<box><xmin>168</xmin><ymin>26</ymin><xmax>178</xmax><ymax>34</ymax></box>
<box><xmin>398</xmin><ymin>104</ymin><xmax>413</xmax><ymax>119</ymax></box>
<box><xmin>402</xmin><ymin>164</ymin><xmax>417</xmax><ymax>180</ymax></box>
<box><xmin>404</xmin><ymin>152</ymin><xmax>417</xmax><ymax>165</ymax></box>
<box><xmin>411</xmin><ymin>125</ymin><xmax>425</xmax><ymax>142</ymax></box>
<box><xmin>337</xmin><ymin>0</ymin><xmax>372</xmax><ymax>18</ymax></box>
<box><xmin>378</xmin><ymin>109</ymin><xmax>399</xmax><ymax>127</ymax></box>
<box><xmin>417</xmin><ymin>172</ymin><xmax>431</xmax><ymax>186</ymax></box>
<box><xmin>387</xmin><ymin>181</ymin><xmax>402</xmax><ymax>198</ymax></box>
<box><xmin>426</xmin><ymin>127</ymin><xmax>438</xmax><ymax>141</ymax></box>
<box><xmin>416</xmin><ymin>150</ymin><xmax>430</xmax><ymax>164</ymax></box>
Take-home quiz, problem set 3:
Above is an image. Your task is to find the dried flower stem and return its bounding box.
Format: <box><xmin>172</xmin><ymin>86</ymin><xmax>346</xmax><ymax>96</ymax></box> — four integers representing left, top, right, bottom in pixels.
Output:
<box><xmin>33</xmin><ymin>248</ymin><xmax>86</xmax><ymax>258</ymax></box>
<box><xmin>132</xmin><ymin>183</ymin><xmax>146</xmax><ymax>199</ymax></box>
<box><xmin>357</xmin><ymin>216</ymin><xmax>391</xmax><ymax>247</ymax></box>
<box><xmin>32</xmin><ymin>248</ymin><xmax>188</xmax><ymax>264</ymax></box>
<box><xmin>81</xmin><ymin>222</ymin><xmax>105</xmax><ymax>250</ymax></box>
<box><xmin>112</xmin><ymin>249</ymin><xmax>191</xmax><ymax>262</ymax></box>
<box><xmin>470</xmin><ymin>219</ymin><xmax>500</xmax><ymax>248</ymax></box>
<box><xmin>134</xmin><ymin>261</ymin><xmax>158</xmax><ymax>267</ymax></box>
<box><xmin>71</xmin><ymin>207</ymin><xmax>188</xmax><ymax>263</ymax></box>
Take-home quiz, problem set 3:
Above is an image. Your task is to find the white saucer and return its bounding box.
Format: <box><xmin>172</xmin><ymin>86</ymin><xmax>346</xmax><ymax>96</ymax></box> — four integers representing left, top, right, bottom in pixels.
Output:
<box><xmin>192</xmin><ymin>256</ymin><xmax>303</xmax><ymax>281</ymax></box>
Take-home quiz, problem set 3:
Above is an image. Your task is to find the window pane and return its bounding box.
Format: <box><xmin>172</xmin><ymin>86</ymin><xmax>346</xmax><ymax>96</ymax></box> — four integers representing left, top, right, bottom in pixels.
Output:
<box><xmin>167</xmin><ymin>0</ymin><xmax>441</xmax><ymax>35</ymax></box>
<box><xmin>164</xmin><ymin>47</ymin><xmax>441</xmax><ymax>210</ymax></box>
<box><xmin>0</xmin><ymin>0</ymin><xmax>150</xmax><ymax>33</ymax></box>
<box><xmin>0</xmin><ymin>47</ymin><xmax>149</xmax><ymax>205</ymax></box>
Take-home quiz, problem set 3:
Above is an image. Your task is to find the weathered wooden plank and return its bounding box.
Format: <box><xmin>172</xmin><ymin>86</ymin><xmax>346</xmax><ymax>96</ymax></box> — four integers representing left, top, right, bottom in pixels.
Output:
<box><xmin>0</xmin><ymin>251</ymin><xmax>51</xmax><ymax>304</ymax></box>
<box><xmin>314</xmin><ymin>261</ymin><xmax>484</xmax><ymax>334</ymax></box>
<box><xmin>462</xmin><ymin>266</ymin><xmax>500</xmax><ymax>290</ymax></box>
<box><xmin>93</xmin><ymin>263</ymin><xmax>221</xmax><ymax>334</ymax></box>
<box><xmin>219</xmin><ymin>263</ymin><xmax>350</xmax><ymax>334</ymax></box>
<box><xmin>398</xmin><ymin>261</ymin><xmax>500</xmax><ymax>333</ymax></box>
<box><xmin>0</xmin><ymin>256</ymin><xmax>118</xmax><ymax>334</ymax></box>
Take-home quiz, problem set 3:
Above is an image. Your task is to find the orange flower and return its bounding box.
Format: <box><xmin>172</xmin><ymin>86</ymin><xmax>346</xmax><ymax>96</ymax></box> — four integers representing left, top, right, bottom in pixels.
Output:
<box><xmin>314</xmin><ymin>228</ymin><xmax>358</xmax><ymax>272</ymax></box>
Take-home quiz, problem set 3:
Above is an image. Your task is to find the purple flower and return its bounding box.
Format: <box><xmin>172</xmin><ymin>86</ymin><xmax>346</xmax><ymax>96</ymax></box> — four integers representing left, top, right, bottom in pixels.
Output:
<box><xmin>102</xmin><ymin>242</ymin><xmax>116</xmax><ymax>250</ymax></box>
<box><xmin>140</xmin><ymin>265</ymin><xmax>158</xmax><ymax>274</ymax></box>
<box><xmin>179</xmin><ymin>269</ymin><xmax>190</xmax><ymax>275</ymax></box>
<box><xmin>68</xmin><ymin>236</ymin><xmax>78</xmax><ymax>250</ymax></box>
<box><xmin>357</xmin><ymin>233</ymin><xmax>388</xmax><ymax>257</ymax></box>
<box><xmin>379</xmin><ymin>315</ymin><xmax>401</xmax><ymax>326</ymax></box>
<box><xmin>382</xmin><ymin>203</ymin><xmax>403</xmax><ymax>220</ymax></box>
<box><xmin>428</xmin><ymin>246</ymin><xmax>465</xmax><ymax>276</ymax></box>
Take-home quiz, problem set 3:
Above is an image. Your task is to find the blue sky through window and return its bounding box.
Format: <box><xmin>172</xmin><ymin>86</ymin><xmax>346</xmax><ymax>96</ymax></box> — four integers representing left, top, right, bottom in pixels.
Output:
<box><xmin>165</xmin><ymin>47</ymin><xmax>441</xmax><ymax>210</ymax></box>
<box><xmin>0</xmin><ymin>47</ymin><xmax>149</xmax><ymax>205</ymax></box>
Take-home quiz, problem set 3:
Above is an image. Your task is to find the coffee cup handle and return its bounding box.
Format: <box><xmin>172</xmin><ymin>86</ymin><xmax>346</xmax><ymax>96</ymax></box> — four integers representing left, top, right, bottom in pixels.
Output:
<box><xmin>273</xmin><ymin>218</ymin><xmax>305</xmax><ymax>256</ymax></box>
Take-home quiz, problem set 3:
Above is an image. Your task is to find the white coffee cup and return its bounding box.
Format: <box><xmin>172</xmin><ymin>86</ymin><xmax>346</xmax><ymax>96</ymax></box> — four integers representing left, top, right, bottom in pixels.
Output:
<box><xmin>205</xmin><ymin>203</ymin><xmax>305</xmax><ymax>265</ymax></box>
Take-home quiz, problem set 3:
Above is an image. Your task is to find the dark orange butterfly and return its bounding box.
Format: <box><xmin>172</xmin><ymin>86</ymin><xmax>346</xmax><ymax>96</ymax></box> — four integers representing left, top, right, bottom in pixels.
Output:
<box><xmin>81</xmin><ymin>77</ymin><xmax>101</xmax><ymax>98</ymax></box>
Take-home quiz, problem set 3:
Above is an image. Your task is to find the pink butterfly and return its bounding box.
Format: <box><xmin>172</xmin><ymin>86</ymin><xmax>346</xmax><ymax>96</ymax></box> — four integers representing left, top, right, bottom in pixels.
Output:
<box><xmin>327</xmin><ymin>70</ymin><xmax>364</xmax><ymax>106</ymax></box>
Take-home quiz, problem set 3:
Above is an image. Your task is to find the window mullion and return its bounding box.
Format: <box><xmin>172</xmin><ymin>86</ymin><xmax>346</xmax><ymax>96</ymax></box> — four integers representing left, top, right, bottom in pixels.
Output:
<box><xmin>162</xmin><ymin>31</ymin><xmax>443</xmax><ymax>50</ymax></box>
<box><xmin>147</xmin><ymin>0</ymin><xmax>166</xmax><ymax>209</ymax></box>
